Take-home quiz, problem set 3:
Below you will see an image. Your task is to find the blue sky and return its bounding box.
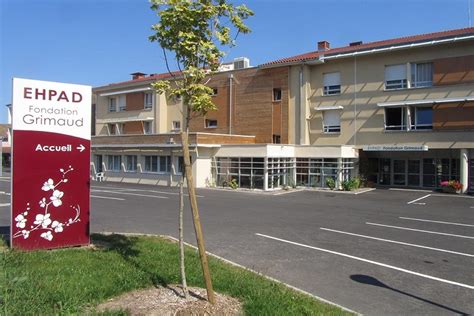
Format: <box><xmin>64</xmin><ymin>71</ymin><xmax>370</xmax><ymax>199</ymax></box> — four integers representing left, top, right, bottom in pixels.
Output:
<box><xmin>1</xmin><ymin>0</ymin><xmax>472</xmax><ymax>123</ymax></box>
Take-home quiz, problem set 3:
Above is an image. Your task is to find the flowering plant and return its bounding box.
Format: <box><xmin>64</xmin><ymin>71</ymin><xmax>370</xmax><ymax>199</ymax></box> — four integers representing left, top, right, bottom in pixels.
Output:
<box><xmin>440</xmin><ymin>180</ymin><xmax>463</xmax><ymax>191</ymax></box>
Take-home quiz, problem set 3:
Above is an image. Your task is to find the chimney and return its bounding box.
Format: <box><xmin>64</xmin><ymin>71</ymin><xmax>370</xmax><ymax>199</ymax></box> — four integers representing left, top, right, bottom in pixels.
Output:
<box><xmin>130</xmin><ymin>72</ymin><xmax>147</xmax><ymax>80</ymax></box>
<box><xmin>318</xmin><ymin>41</ymin><xmax>330</xmax><ymax>51</ymax></box>
<box><xmin>349</xmin><ymin>41</ymin><xmax>363</xmax><ymax>47</ymax></box>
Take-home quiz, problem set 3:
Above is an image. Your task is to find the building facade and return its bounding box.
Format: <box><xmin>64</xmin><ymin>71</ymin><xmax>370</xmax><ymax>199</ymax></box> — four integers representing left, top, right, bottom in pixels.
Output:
<box><xmin>91</xmin><ymin>28</ymin><xmax>474</xmax><ymax>193</ymax></box>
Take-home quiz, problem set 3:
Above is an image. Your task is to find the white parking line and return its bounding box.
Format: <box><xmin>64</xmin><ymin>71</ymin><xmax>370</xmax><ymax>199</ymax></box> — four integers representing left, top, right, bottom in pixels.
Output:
<box><xmin>407</xmin><ymin>194</ymin><xmax>431</xmax><ymax>205</ymax></box>
<box><xmin>91</xmin><ymin>189</ymin><xmax>169</xmax><ymax>199</ymax></box>
<box><xmin>431</xmin><ymin>194</ymin><xmax>474</xmax><ymax>199</ymax></box>
<box><xmin>354</xmin><ymin>188</ymin><xmax>376</xmax><ymax>195</ymax></box>
<box><xmin>0</xmin><ymin>203</ymin><xmax>10</xmax><ymax>207</ymax></box>
<box><xmin>256</xmin><ymin>233</ymin><xmax>474</xmax><ymax>290</ymax></box>
<box><xmin>320</xmin><ymin>227</ymin><xmax>474</xmax><ymax>257</ymax></box>
<box><xmin>91</xmin><ymin>195</ymin><xmax>125</xmax><ymax>201</ymax></box>
<box><xmin>91</xmin><ymin>186</ymin><xmax>204</xmax><ymax>197</ymax></box>
<box><xmin>389</xmin><ymin>188</ymin><xmax>433</xmax><ymax>193</ymax></box>
<box><xmin>399</xmin><ymin>217</ymin><xmax>474</xmax><ymax>228</ymax></box>
<box><xmin>366</xmin><ymin>222</ymin><xmax>474</xmax><ymax>239</ymax></box>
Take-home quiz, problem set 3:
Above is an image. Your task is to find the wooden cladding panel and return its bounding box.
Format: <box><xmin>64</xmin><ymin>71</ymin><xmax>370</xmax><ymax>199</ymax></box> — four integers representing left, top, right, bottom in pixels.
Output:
<box><xmin>433</xmin><ymin>101</ymin><xmax>474</xmax><ymax>130</ymax></box>
<box><xmin>272</xmin><ymin>102</ymin><xmax>282</xmax><ymax>136</ymax></box>
<box><xmin>126</xmin><ymin>92</ymin><xmax>145</xmax><ymax>111</ymax></box>
<box><xmin>123</xmin><ymin>121</ymin><xmax>143</xmax><ymax>134</ymax></box>
<box><xmin>433</xmin><ymin>55</ymin><xmax>474</xmax><ymax>86</ymax></box>
<box><xmin>188</xmin><ymin>67</ymin><xmax>289</xmax><ymax>144</ymax></box>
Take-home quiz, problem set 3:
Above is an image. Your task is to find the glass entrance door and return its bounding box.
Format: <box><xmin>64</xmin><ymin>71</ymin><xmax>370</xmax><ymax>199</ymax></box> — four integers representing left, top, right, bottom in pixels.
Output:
<box><xmin>393</xmin><ymin>159</ymin><xmax>406</xmax><ymax>186</ymax></box>
<box><xmin>379</xmin><ymin>158</ymin><xmax>391</xmax><ymax>185</ymax></box>
<box><xmin>407</xmin><ymin>160</ymin><xmax>421</xmax><ymax>186</ymax></box>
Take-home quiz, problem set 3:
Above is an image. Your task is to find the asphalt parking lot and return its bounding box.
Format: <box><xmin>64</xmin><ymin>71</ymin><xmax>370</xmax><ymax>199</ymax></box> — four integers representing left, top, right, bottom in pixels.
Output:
<box><xmin>1</xmin><ymin>176</ymin><xmax>473</xmax><ymax>315</ymax></box>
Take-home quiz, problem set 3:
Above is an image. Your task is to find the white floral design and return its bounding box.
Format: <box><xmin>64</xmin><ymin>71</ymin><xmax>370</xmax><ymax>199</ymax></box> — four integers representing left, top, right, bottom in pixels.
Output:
<box><xmin>40</xmin><ymin>231</ymin><xmax>53</xmax><ymax>241</ymax></box>
<box><xmin>34</xmin><ymin>213</ymin><xmax>52</xmax><ymax>228</ymax></box>
<box><xmin>39</xmin><ymin>198</ymin><xmax>47</xmax><ymax>208</ymax></box>
<box><xmin>13</xmin><ymin>166</ymin><xmax>81</xmax><ymax>242</ymax></box>
<box><xmin>21</xmin><ymin>230</ymin><xmax>30</xmax><ymax>239</ymax></box>
<box><xmin>51</xmin><ymin>221</ymin><xmax>64</xmax><ymax>233</ymax></box>
<box><xmin>50</xmin><ymin>190</ymin><xmax>64</xmax><ymax>207</ymax></box>
<box><xmin>42</xmin><ymin>178</ymin><xmax>55</xmax><ymax>191</ymax></box>
<box><xmin>15</xmin><ymin>213</ymin><xmax>27</xmax><ymax>228</ymax></box>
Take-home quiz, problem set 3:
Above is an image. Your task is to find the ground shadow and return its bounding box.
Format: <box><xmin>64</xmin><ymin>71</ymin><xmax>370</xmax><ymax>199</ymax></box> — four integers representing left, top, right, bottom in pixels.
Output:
<box><xmin>91</xmin><ymin>233</ymin><xmax>169</xmax><ymax>287</ymax></box>
<box><xmin>350</xmin><ymin>274</ymin><xmax>469</xmax><ymax>315</ymax></box>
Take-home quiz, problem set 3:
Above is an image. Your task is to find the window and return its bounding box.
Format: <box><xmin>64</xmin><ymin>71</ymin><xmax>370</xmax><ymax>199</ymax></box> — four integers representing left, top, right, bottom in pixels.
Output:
<box><xmin>144</xmin><ymin>156</ymin><xmax>170</xmax><ymax>173</ymax></box>
<box><xmin>118</xmin><ymin>102</ymin><xmax>126</xmax><ymax>112</ymax></box>
<box><xmin>384</xmin><ymin>107</ymin><xmax>407</xmax><ymax>131</ymax></box>
<box><xmin>411</xmin><ymin>62</ymin><xmax>433</xmax><ymax>88</ymax></box>
<box><xmin>95</xmin><ymin>155</ymin><xmax>103</xmax><ymax>173</ymax></box>
<box><xmin>272</xmin><ymin>134</ymin><xmax>281</xmax><ymax>144</ymax></box>
<box><xmin>177</xmin><ymin>156</ymin><xmax>184</xmax><ymax>174</ymax></box>
<box><xmin>385</xmin><ymin>64</ymin><xmax>407</xmax><ymax>90</ymax></box>
<box><xmin>322</xmin><ymin>110</ymin><xmax>341</xmax><ymax>133</ymax></box>
<box><xmin>159</xmin><ymin>156</ymin><xmax>171</xmax><ymax>173</ymax></box>
<box><xmin>410</xmin><ymin>106</ymin><xmax>433</xmax><ymax>130</ymax></box>
<box><xmin>172</xmin><ymin>121</ymin><xmax>181</xmax><ymax>131</ymax></box>
<box><xmin>144</xmin><ymin>156</ymin><xmax>158</xmax><ymax>172</ymax></box>
<box><xmin>108</xmin><ymin>97</ymin><xmax>117</xmax><ymax>112</ymax></box>
<box><xmin>273</xmin><ymin>88</ymin><xmax>282</xmax><ymax>101</ymax></box>
<box><xmin>205</xmin><ymin>119</ymin><xmax>217</xmax><ymax>128</ymax></box>
<box><xmin>143</xmin><ymin>121</ymin><xmax>152</xmax><ymax>134</ymax></box>
<box><xmin>125</xmin><ymin>155</ymin><xmax>137</xmax><ymax>172</ymax></box>
<box><xmin>107</xmin><ymin>155</ymin><xmax>122</xmax><ymax>171</ymax></box>
<box><xmin>323</xmin><ymin>72</ymin><xmax>341</xmax><ymax>95</ymax></box>
<box><xmin>144</xmin><ymin>92</ymin><xmax>153</xmax><ymax>109</ymax></box>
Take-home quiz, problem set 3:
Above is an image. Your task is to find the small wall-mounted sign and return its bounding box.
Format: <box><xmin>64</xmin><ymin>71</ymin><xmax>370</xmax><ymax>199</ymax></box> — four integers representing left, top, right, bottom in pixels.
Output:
<box><xmin>362</xmin><ymin>145</ymin><xmax>429</xmax><ymax>152</ymax></box>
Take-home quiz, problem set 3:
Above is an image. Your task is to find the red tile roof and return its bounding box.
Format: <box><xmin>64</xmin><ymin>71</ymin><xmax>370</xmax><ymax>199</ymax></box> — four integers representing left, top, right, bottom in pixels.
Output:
<box><xmin>103</xmin><ymin>70</ymin><xmax>182</xmax><ymax>88</ymax></box>
<box><xmin>263</xmin><ymin>27</ymin><xmax>474</xmax><ymax>66</ymax></box>
<box><xmin>97</xmin><ymin>27</ymin><xmax>474</xmax><ymax>88</ymax></box>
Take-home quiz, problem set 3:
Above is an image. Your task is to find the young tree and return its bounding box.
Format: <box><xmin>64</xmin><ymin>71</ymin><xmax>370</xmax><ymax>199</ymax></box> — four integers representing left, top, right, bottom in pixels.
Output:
<box><xmin>149</xmin><ymin>0</ymin><xmax>253</xmax><ymax>304</ymax></box>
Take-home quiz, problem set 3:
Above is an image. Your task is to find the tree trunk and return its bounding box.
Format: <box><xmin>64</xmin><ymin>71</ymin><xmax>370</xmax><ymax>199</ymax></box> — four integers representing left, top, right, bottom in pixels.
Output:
<box><xmin>178</xmin><ymin>181</ymin><xmax>188</xmax><ymax>298</ymax></box>
<box><xmin>180</xmin><ymin>131</ymin><xmax>215</xmax><ymax>304</ymax></box>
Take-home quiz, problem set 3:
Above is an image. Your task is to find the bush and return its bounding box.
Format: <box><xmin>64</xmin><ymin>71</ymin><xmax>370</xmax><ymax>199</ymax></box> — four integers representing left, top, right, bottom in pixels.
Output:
<box><xmin>228</xmin><ymin>178</ymin><xmax>239</xmax><ymax>189</ymax></box>
<box><xmin>325</xmin><ymin>177</ymin><xmax>336</xmax><ymax>190</ymax></box>
<box><xmin>342</xmin><ymin>177</ymin><xmax>361</xmax><ymax>191</ymax></box>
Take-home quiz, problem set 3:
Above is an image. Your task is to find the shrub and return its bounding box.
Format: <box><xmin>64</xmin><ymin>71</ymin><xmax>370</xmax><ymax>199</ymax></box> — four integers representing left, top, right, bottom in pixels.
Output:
<box><xmin>325</xmin><ymin>177</ymin><xmax>336</xmax><ymax>190</ymax></box>
<box><xmin>341</xmin><ymin>177</ymin><xmax>361</xmax><ymax>191</ymax></box>
<box><xmin>228</xmin><ymin>178</ymin><xmax>239</xmax><ymax>189</ymax></box>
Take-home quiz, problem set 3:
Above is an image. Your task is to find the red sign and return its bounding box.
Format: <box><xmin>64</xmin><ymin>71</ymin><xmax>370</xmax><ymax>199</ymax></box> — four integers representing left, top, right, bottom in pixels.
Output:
<box><xmin>11</xmin><ymin>78</ymin><xmax>91</xmax><ymax>250</ymax></box>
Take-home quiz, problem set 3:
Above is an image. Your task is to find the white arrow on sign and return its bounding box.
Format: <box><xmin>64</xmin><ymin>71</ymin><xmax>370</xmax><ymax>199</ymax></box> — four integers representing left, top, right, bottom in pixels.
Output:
<box><xmin>76</xmin><ymin>144</ymin><xmax>85</xmax><ymax>152</ymax></box>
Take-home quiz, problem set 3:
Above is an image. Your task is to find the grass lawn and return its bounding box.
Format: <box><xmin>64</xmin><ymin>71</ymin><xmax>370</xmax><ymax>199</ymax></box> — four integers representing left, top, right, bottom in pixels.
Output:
<box><xmin>1</xmin><ymin>234</ymin><xmax>352</xmax><ymax>315</ymax></box>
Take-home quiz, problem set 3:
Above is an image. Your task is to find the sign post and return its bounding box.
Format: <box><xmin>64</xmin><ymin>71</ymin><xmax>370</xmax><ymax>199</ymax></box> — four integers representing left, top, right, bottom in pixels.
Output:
<box><xmin>11</xmin><ymin>78</ymin><xmax>91</xmax><ymax>250</ymax></box>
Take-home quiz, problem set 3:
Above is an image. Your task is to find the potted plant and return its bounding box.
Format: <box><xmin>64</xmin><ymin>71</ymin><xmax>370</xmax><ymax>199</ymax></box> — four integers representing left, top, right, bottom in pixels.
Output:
<box><xmin>440</xmin><ymin>180</ymin><xmax>463</xmax><ymax>194</ymax></box>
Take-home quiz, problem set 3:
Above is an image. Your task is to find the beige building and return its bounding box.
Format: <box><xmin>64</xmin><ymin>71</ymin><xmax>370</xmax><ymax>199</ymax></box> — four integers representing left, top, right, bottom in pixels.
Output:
<box><xmin>264</xmin><ymin>27</ymin><xmax>474</xmax><ymax>193</ymax></box>
<box><xmin>91</xmin><ymin>28</ymin><xmax>474</xmax><ymax>193</ymax></box>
